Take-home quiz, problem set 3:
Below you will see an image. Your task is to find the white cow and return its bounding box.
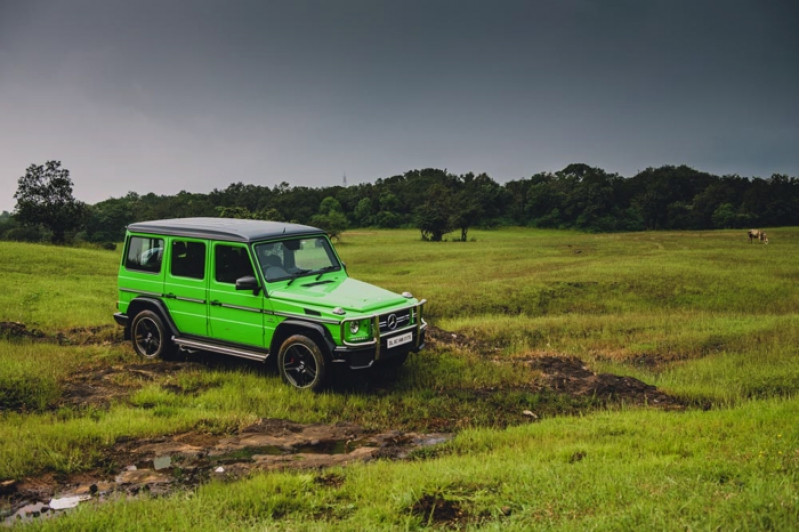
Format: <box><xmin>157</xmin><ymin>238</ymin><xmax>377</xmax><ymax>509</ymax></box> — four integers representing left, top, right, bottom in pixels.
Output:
<box><xmin>747</xmin><ymin>229</ymin><xmax>768</xmax><ymax>244</ymax></box>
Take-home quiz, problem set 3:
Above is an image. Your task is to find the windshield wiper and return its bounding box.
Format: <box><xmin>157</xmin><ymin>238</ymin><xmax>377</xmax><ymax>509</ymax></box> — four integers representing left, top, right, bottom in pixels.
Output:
<box><xmin>313</xmin><ymin>265</ymin><xmax>339</xmax><ymax>280</ymax></box>
<box><xmin>285</xmin><ymin>269</ymin><xmax>312</xmax><ymax>286</ymax></box>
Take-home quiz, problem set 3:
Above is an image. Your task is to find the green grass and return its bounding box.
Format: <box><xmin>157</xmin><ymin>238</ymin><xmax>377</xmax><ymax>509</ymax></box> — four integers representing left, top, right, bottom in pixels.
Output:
<box><xmin>0</xmin><ymin>241</ymin><xmax>119</xmax><ymax>331</ymax></box>
<box><xmin>29</xmin><ymin>399</ymin><xmax>799</xmax><ymax>531</ymax></box>
<box><xmin>0</xmin><ymin>227</ymin><xmax>796</xmax><ymax>529</ymax></box>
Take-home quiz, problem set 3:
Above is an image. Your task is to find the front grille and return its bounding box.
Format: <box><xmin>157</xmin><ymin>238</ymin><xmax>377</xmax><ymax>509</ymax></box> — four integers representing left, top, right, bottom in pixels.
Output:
<box><xmin>378</xmin><ymin>309</ymin><xmax>411</xmax><ymax>334</ymax></box>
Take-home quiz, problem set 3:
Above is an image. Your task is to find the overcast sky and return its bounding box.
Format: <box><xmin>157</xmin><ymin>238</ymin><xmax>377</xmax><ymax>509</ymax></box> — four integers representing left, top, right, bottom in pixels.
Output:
<box><xmin>0</xmin><ymin>0</ymin><xmax>796</xmax><ymax>213</ymax></box>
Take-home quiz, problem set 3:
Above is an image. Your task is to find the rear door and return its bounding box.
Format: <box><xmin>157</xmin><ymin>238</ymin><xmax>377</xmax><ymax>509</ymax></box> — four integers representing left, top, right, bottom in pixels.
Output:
<box><xmin>164</xmin><ymin>238</ymin><xmax>208</xmax><ymax>337</ymax></box>
<box><xmin>208</xmin><ymin>243</ymin><xmax>265</xmax><ymax>347</ymax></box>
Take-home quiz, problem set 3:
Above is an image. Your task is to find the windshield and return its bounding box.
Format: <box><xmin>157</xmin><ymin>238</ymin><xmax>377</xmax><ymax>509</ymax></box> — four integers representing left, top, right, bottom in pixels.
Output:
<box><xmin>254</xmin><ymin>236</ymin><xmax>341</xmax><ymax>282</ymax></box>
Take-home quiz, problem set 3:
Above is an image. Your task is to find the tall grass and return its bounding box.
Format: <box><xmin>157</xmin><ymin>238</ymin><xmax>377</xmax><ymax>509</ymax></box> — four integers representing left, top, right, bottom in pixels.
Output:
<box><xmin>0</xmin><ymin>242</ymin><xmax>119</xmax><ymax>331</ymax></box>
<box><xmin>343</xmin><ymin>227</ymin><xmax>796</xmax><ymax>318</ymax></box>
<box><xmin>0</xmin><ymin>227</ymin><xmax>796</xmax><ymax>529</ymax></box>
<box><xmin>30</xmin><ymin>398</ymin><xmax>798</xmax><ymax>531</ymax></box>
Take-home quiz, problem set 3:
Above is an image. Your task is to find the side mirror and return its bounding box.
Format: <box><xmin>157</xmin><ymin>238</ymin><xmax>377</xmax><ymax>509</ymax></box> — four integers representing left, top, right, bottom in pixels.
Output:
<box><xmin>235</xmin><ymin>275</ymin><xmax>261</xmax><ymax>295</ymax></box>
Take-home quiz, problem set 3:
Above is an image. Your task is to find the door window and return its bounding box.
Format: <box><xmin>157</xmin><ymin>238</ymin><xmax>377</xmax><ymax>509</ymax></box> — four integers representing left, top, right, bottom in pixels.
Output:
<box><xmin>125</xmin><ymin>236</ymin><xmax>164</xmax><ymax>273</ymax></box>
<box><xmin>171</xmin><ymin>240</ymin><xmax>206</xmax><ymax>279</ymax></box>
<box><xmin>214</xmin><ymin>244</ymin><xmax>255</xmax><ymax>284</ymax></box>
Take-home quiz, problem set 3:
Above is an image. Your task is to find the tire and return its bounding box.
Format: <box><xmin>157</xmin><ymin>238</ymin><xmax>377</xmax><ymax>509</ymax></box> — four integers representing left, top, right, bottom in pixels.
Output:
<box><xmin>131</xmin><ymin>310</ymin><xmax>172</xmax><ymax>359</ymax></box>
<box><xmin>277</xmin><ymin>334</ymin><xmax>328</xmax><ymax>391</ymax></box>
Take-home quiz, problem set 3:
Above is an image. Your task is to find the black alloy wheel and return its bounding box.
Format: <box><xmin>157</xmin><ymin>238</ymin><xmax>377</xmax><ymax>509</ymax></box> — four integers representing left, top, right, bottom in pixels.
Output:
<box><xmin>131</xmin><ymin>310</ymin><xmax>170</xmax><ymax>359</ymax></box>
<box><xmin>277</xmin><ymin>334</ymin><xmax>327</xmax><ymax>390</ymax></box>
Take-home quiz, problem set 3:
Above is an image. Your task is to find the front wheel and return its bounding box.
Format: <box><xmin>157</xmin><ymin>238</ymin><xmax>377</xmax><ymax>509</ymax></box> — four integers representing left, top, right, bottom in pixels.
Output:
<box><xmin>277</xmin><ymin>334</ymin><xmax>328</xmax><ymax>391</ymax></box>
<box><xmin>131</xmin><ymin>310</ymin><xmax>172</xmax><ymax>359</ymax></box>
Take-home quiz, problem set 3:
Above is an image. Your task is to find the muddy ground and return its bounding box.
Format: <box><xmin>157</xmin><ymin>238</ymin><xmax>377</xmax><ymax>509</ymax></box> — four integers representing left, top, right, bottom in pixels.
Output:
<box><xmin>2</xmin><ymin>322</ymin><xmax>683</xmax><ymax>524</ymax></box>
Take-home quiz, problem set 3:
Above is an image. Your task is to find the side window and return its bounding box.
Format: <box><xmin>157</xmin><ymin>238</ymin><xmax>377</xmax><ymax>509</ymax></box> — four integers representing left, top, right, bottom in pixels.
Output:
<box><xmin>170</xmin><ymin>240</ymin><xmax>205</xmax><ymax>279</ymax></box>
<box><xmin>125</xmin><ymin>236</ymin><xmax>164</xmax><ymax>273</ymax></box>
<box><xmin>215</xmin><ymin>244</ymin><xmax>255</xmax><ymax>284</ymax></box>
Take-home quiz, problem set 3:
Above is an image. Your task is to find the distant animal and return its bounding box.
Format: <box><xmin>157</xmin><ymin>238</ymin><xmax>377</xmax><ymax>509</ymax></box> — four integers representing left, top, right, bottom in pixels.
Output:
<box><xmin>747</xmin><ymin>229</ymin><xmax>768</xmax><ymax>244</ymax></box>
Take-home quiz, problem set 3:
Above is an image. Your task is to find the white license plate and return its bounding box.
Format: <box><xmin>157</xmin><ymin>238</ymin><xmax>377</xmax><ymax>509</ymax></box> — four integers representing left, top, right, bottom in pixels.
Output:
<box><xmin>387</xmin><ymin>332</ymin><xmax>413</xmax><ymax>349</ymax></box>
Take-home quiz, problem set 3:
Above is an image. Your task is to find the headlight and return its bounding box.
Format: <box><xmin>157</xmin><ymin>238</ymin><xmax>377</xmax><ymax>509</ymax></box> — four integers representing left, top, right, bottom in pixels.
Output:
<box><xmin>349</xmin><ymin>321</ymin><xmax>360</xmax><ymax>334</ymax></box>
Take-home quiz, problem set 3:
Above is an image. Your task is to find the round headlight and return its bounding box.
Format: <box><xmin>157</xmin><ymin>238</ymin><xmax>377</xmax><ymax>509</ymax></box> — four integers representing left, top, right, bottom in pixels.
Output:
<box><xmin>349</xmin><ymin>321</ymin><xmax>360</xmax><ymax>334</ymax></box>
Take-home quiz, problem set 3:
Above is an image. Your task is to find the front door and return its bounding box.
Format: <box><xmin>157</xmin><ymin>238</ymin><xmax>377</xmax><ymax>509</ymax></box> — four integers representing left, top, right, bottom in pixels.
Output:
<box><xmin>208</xmin><ymin>243</ymin><xmax>265</xmax><ymax>347</ymax></box>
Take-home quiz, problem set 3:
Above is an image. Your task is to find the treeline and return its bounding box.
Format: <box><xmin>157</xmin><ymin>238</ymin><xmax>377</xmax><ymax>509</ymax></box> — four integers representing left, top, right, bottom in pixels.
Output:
<box><xmin>0</xmin><ymin>163</ymin><xmax>796</xmax><ymax>244</ymax></box>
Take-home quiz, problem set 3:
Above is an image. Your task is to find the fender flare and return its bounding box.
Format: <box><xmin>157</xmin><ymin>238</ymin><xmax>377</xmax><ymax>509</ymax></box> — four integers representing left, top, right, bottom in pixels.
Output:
<box><xmin>126</xmin><ymin>297</ymin><xmax>180</xmax><ymax>338</ymax></box>
<box><xmin>271</xmin><ymin>319</ymin><xmax>336</xmax><ymax>358</ymax></box>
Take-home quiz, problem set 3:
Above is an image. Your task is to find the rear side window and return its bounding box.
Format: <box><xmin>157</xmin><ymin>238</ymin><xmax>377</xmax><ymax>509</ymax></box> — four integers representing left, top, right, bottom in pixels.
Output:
<box><xmin>170</xmin><ymin>240</ymin><xmax>206</xmax><ymax>279</ymax></box>
<box><xmin>126</xmin><ymin>236</ymin><xmax>164</xmax><ymax>273</ymax></box>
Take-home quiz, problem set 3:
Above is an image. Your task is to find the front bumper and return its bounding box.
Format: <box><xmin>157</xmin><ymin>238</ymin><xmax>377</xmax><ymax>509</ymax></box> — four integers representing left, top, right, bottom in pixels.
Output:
<box><xmin>332</xmin><ymin>324</ymin><xmax>427</xmax><ymax>369</ymax></box>
<box><xmin>332</xmin><ymin>299</ymin><xmax>427</xmax><ymax>369</ymax></box>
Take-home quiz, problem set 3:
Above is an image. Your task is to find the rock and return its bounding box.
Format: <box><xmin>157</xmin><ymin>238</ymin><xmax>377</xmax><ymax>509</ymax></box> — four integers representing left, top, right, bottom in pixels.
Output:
<box><xmin>114</xmin><ymin>469</ymin><xmax>172</xmax><ymax>485</ymax></box>
<box><xmin>153</xmin><ymin>455</ymin><xmax>172</xmax><ymax>470</ymax></box>
<box><xmin>49</xmin><ymin>494</ymin><xmax>91</xmax><ymax>510</ymax></box>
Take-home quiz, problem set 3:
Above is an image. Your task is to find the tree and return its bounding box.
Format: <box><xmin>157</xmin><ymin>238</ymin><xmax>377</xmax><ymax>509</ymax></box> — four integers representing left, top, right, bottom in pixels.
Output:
<box><xmin>13</xmin><ymin>161</ymin><xmax>85</xmax><ymax>244</ymax></box>
<box><xmin>353</xmin><ymin>197</ymin><xmax>374</xmax><ymax>227</ymax></box>
<box><xmin>414</xmin><ymin>184</ymin><xmax>454</xmax><ymax>241</ymax></box>
<box><xmin>311</xmin><ymin>196</ymin><xmax>348</xmax><ymax>240</ymax></box>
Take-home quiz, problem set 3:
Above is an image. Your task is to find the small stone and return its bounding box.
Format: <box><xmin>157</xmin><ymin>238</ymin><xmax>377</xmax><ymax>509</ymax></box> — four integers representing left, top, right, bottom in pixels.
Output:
<box><xmin>0</xmin><ymin>479</ymin><xmax>16</xmax><ymax>495</ymax></box>
<box><xmin>153</xmin><ymin>455</ymin><xmax>172</xmax><ymax>470</ymax></box>
<box><xmin>214</xmin><ymin>466</ymin><xmax>225</xmax><ymax>474</ymax></box>
<box><xmin>522</xmin><ymin>410</ymin><xmax>538</xmax><ymax>420</ymax></box>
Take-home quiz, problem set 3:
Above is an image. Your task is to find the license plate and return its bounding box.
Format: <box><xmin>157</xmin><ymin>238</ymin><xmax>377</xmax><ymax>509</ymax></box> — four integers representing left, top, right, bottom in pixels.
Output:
<box><xmin>387</xmin><ymin>332</ymin><xmax>413</xmax><ymax>349</ymax></box>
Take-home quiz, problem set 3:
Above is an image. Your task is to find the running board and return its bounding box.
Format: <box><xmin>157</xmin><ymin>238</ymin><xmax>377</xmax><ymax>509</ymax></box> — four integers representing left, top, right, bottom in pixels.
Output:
<box><xmin>172</xmin><ymin>337</ymin><xmax>269</xmax><ymax>363</ymax></box>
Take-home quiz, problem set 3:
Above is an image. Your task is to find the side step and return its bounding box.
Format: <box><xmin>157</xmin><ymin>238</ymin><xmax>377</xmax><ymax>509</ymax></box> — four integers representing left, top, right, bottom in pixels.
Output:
<box><xmin>172</xmin><ymin>337</ymin><xmax>269</xmax><ymax>363</ymax></box>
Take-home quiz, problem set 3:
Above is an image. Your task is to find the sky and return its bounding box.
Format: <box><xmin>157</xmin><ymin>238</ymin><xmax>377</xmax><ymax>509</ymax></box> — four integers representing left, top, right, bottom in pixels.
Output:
<box><xmin>0</xmin><ymin>0</ymin><xmax>797</xmax><ymax>213</ymax></box>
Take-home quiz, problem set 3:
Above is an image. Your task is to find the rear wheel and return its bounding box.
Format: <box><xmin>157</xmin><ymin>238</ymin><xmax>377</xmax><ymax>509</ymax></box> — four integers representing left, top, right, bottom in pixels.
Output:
<box><xmin>131</xmin><ymin>310</ymin><xmax>172</xmax><ymax>359</ymax></box>
<box><xmin>277</xmin><ymin>334</ymin><xmax>328</xmax><ymax>391</ymax></box>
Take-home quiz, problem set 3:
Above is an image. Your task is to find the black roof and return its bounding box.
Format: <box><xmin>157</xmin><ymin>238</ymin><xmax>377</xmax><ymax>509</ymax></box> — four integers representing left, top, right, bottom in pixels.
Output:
<box><xmin>126</xmin><ymin>218</ymin><xmax>324</xmax><ymax>243</ymax></box>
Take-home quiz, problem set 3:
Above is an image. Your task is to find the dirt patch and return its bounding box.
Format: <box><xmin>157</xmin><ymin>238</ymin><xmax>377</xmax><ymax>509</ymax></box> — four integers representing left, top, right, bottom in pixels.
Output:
<box><xmin>0</xmin><ymin>321</ymin><xmax>46</xmax><ymax>341</ymax></box>
<box><xmin>524</xmin><ymin>355</ymin><xmax>683</xmax><ymax>409</ymax></box>
<box><xmin>429</xmin><ymin>326</ymin><xmax>684</xmax><ymax>409</ymax></box>
<box><xmin>0</xmin><ymin>321</ymin><xmax>121</xmax><ymax>346</ymax></box>
<box><xmin>60</xmin><ymin>361</ymin><xmax>207</xmax><ymax>409</ymax></box>
<box><xmin>426</xmin><ymin>325</ymin><xmax>502</xmax><ymax>356</ymax></box>
<box><xmin>411</xmin><ymin>492</ymin><xmax>470</xmax><ymax>527</ymax></box>
<box><xmin>2</xmin><ymin>418</ymin><xmax>451</xmax><ymax>524</ymax></box>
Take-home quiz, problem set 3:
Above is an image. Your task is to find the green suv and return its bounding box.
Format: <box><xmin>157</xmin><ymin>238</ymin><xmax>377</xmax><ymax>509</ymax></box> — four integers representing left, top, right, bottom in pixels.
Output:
<box><xmin>114</xmin><ymin>218</ymin><xmax>427</xmax><ymax>390</ymax></box>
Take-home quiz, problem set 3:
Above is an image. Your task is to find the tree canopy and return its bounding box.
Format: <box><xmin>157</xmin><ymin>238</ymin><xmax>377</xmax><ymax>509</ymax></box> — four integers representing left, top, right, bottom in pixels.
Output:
<box><xmin>12</xmin><ymin>161</ymin><xmax>86</xmax><ymax>244</ymax></box>
<box><xmin>2</xmin><ymin>162</ymin><xmax>797</xmax><ymax>244</ymax></box>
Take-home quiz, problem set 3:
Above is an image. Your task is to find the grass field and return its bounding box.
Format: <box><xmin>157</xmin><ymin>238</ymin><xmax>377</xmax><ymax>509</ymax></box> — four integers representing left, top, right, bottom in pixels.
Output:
<box><xmin>0</xmin><ymin>227</ymin><xmax>796</xmax><ymax>529</ymax></box>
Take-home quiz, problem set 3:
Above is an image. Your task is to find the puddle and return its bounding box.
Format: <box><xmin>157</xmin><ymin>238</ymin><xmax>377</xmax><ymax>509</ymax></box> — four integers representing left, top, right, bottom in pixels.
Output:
<box><xmin>6</xmin><ymin>501</ymin><xmax>51</xmax><ymax>524</ymax></box>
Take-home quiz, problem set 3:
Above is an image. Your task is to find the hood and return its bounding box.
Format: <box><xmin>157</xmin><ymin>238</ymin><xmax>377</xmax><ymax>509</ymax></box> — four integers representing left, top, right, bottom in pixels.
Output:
<box><xmin>268</xmin><ymin>277</ymin><xmax>409</xmax><ymax>314</ymax></box>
